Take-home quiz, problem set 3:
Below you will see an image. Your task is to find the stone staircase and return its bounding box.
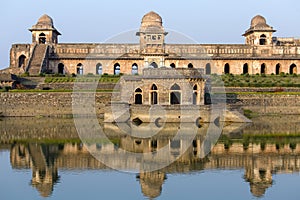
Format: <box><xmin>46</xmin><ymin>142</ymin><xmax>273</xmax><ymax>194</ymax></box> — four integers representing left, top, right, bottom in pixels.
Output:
<box><xmin>27</xmin><ymin>44</ymin><xmax>48</xmax><ymax>75</ymax></box>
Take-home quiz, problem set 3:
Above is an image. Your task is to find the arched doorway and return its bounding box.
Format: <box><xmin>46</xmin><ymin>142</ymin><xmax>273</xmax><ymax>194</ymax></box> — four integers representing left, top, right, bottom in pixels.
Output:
<box><xmin>193</xmin><ymin>84</ymin><xmax>198</xmax><ymax>105</ymax></box>
<box><xmin>290</xmin><ymin>64</ymin><xmax>297</xmax><ymax>74</ymax></box>
<box><xmin>224</xmin><ymin>63</ymin><xmax>230</xmax><ymax>74</ymax></box>
<box><xmin>170</xmin><ymin>63</ymin><xmax>176</xmax><ymax>68</ymax></box>
<box><xmin>39</xmin><ymin>33</ymin><xmax>46</xmax><ymax>44</ymax></box>
<box><xmin>134</xmin><ymin>88</ymin><xmax>142</xmax><ymax>104</ymax></box>
<box><xmin>150</xmin><ymin>84</ymin><xmax>158</xmax><ymax>105</ymax></box>
<box><xmin>259</xmin><ymin>34</ymin><xmax>267</xmax><ymax>45</ymax></box>
<box><xmin>132</xmin><ymin>63</ymin><xmax>138</xmax><ymax>75</ymax></box>
<box><xmin>96</xmin><ymin>63</ymin><xmax>102</xmax><ymax>75</ymax></box>
<box><xmin>276</xmin><ymin>63</ymin><xmax>281</xmax><ymax>75</ymax></box>
<box><xmin>188</xmin><ymin>63</ymin><xmax>194</xmax><ymax>68</ymax></box>
<box><xmin>205</xmin><ymin>63</ymin><xmax>211</xmax><ymax>75</ymax></box>
<box><xmin>150</xmin><ymin>62</ymin><xmax>158</xmax><ymax>68</ymax></box>
<box><xmin>77</xmin><ymin>63</ymin><xmax>83</xmax><ymax>75</ymax></box>
<box><xmin>18</xmin><ymin>55</ymin><xmax>26</xmax><ymax>68</ymax></box>
<box><xmin>261</xmin><ymin>63</ymin><xmax>266</xmax><ymax>74</ymax></box>
<box><xmin>114</xmin><ymin>63</ymin><xmax>120</xmax><ymax>75</ymax></box>
<box><xmin>170</xmin><ymin>84</ymin><xmax>181</xmax><ymax>105</ymax></box>
<box><xmin>243</xmin><ymin>63</ymin><xmax>248</xmax><ymax>74</ymax></box>
<box><xmin>58</xmin><ymin>63</ymin><xmax>64</xmax><ymax>74</ymax></box>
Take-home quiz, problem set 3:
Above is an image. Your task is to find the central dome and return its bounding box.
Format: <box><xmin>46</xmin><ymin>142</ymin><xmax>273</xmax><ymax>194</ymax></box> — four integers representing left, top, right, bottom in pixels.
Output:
<box><xmin>251</xmin><ymin>15</ymin><xmax>267</xmax><ymax>27</ymax></box>
<box><xmin>141</xmin><ymin>11</ymin><xmax>162</xmax><ymax>28</ymax></box>
<box><xmin>37</xmin><ymin>14</ymin><xmax>54</xmax><ymax>27</ymax></box>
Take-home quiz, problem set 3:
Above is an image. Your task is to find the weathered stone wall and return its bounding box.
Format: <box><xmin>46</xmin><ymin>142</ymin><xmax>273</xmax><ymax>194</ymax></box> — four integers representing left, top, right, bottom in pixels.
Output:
<box><xmin>0</xmin><ymin>92</ymin><xmax>112</xmax><ymax>117</ymax></box>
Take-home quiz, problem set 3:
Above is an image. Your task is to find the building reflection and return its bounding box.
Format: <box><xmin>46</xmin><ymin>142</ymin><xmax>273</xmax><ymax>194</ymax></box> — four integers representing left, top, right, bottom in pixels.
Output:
<box><xmin>6</xmin><ymin>121</ymin><xmax>300</xmax><ymax>198</ymax></box>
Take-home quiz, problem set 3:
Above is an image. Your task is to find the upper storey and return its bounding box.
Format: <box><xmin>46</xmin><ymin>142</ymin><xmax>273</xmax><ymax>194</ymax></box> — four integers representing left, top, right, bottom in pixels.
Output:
<box><xmin>29</xmin><ymin>14</ymin><xmax>61</xmax><ymax>44</ymax></box>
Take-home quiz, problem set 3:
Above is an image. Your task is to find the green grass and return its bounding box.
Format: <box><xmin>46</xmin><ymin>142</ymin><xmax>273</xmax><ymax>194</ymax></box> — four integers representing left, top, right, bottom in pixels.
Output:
<box><xmin>210</xmin><ymin>73</ymin><xmax>300</xmax><ymax>87</ymax></box>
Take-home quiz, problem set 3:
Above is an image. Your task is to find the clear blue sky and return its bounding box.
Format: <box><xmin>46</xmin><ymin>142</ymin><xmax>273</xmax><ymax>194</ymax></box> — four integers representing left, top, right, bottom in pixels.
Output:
<box><xmin>1</xmin><ymin>0</ymin><xmax>300</xmax><ymax>69</ymax></box>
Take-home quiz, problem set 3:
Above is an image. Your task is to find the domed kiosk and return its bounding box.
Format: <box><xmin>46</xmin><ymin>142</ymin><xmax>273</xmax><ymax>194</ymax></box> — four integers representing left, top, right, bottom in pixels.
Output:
<box><xmin>29</xmin><ymin>14</ymin><xmax>61</xmax><ymax>44</ymax></box>
<box><xmin>243</xmin><ymin>15</ymin><xmax>276</xmax><ymax>46</ymax></box>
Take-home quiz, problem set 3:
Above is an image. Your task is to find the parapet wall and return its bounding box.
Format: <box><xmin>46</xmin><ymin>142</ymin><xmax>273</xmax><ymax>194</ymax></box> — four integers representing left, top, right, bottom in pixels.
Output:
<box><xmin>0</xmin><ymin>92</ymin><xmax>300</xmax><ymax>117</ymax></box>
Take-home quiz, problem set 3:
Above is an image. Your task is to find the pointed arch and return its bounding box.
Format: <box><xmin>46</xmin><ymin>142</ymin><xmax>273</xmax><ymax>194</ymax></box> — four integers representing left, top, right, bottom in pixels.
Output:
<box><xmin>290</xmin><ymin>64</ymin><xmax>297</xmax><ymax>74</ymax></box>
<box><xmin>96</xmin><ymin>63</ymin><xmax>102</xmax><ymax>75</ymax></box>
<box><xmin>205</xmin><ymin>63</ymin><xmax>211</xmax><ymax>75</ymax></box>
<box><xmin>243</xmin><ymin>63</ymin><xmax>249</xmax><ymax>74</ymax></box>
<box><xmin>193</xmin><ymin>84</ymin><xmax>198</xmax><ymax>105</ymax></box>
<box><xmin>18</xmin><ymin>55</ymin><xmax>26</xmax><ymax>68</ymax></box>
<box><xmin>276</xmin><ymin>63</ymin><xmax>281</xmax><ymax>75</ymax></box>
<box><xmin>170</xmin><ymin>63</ymin><xmax>176</xmax><ymax>68</ymax></box>
<box><xmin>261</xmin><ymin>63</ymin><xmax>266</xmax><ymax>74</ymax></box>
<box><xmin>150</xmin><ymin>84</ymin><xmax>158</xmax><ymax>105</ymax></box>
<box><xmin>39</xmin><ymin>33</ymin><xmax>46</xmax><ymax>44</ymax></box>
<box><xmin>132</xmin><ymin>63</ymin><xmax>138</xmax><ymax>75</ymax></box>
<box><xmin>170</xmin><ymin>84</ymin><xmax>181</xmax><ymax>105</ymax></box>
<box><xmin>170</xmin><ymin>83</ymin><xmax>180</xmax><ymax>90</ymax></box>
<box><xmin>58</xmin><ymin>63</ymin><xmax>64</xmax><ymax>74</ymax></box>
<box><xmin>114</xmin><ymin>63</ymin><xmax>120</xmax><ymax>75</ymax></box>
<box><xmin>150</xmin><ymin>62</ymin><xmax>158</xmax><ymax>68</ymax></box>
<box><xmin>134</xmin><ymin>88</ymin><xmax>143</xmax><ymax>104</ymax></box>
<box><xmin>77</xmin><ymin>63</ymin><xmax>83</xmax><ymax>75</ymax></box>
<box><xmin>224</xmin><ymin>63</ymin><xmax>230</xmax><ymax>74</ymax></box>
<box><xmin>259</xmin><ymin>34</ymin><xmax>267</xmax><ymax>45</ymax></box>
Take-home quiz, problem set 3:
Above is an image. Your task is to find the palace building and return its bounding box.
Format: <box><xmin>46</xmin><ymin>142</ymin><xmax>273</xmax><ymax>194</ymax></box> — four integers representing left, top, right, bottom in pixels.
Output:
<box><xmin>3</xmin><ymin>11</ymin><xmax>300</xmax><ymax>76</ymax></box>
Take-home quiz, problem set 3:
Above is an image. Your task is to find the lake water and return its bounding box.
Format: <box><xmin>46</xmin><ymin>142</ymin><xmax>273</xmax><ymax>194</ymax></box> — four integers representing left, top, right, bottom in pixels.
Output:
<box><xmin>0</xmin><ymin>116</ymin><xmax>300</xmax><ymax>200</ymax></box>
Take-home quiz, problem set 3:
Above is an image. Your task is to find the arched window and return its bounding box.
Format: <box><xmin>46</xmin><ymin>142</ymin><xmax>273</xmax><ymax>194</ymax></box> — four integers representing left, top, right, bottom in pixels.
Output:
<box><xmin>114</xmin><ymin>63</ymin><xmax>120</xmax><ymax>75</ymax></box>
<box><xmin>96</xmin><ymin>63</ymin><xmax>102</xmax><ymax>75</ymax></box>
<box><xmin>18</xmin><ymin>55</ymin><xmax>26</xmax><ymax>68</ymax></box>
<box><xmin>243</xmin><ymin>63</ymin><xmax>248</xmax><ymax>74</ymax></box>
<box><xmin>290</xmin><ymin>64</ymin><xmax>297</xmax><ymax>74</ymax></box>
<box><xmin>170</xmin><ymin>84</ymin><xmax>181</xmax><ymax>105</ymax></box>
<box><xmin>205</xmin><ymin>63</ymin><xmax>211</xmax><ymax>75</ymax></box>
<box><xmin>150</xmin><ymin>84</ymin><xmax>158</xmax><ymax>105</ymax></box>
<box><xmin>170</xmin><ymin>63</ymin><xmax>176</xmax><ymax>68</ymax></box>
<box><xmin>150</xmin><ymin>62</ymin><xmax>158</xmax><ymax>68</ymax></box>
<box><xmin>193</xmin><ymin>84</ymin><xmax>198</xmax><ymax>105</ymax></box>
<box><xmin>58</xmin><ymin>63</ymin><xmax>64</xmax><ymax>74</ymax></box>
<box><xmin>261</xmin><ymin>63</ymin><xmax>266</xmax><ymax>74</ymax></box>
<box><xmin>224</xmin><ymin>63</ymin><xmax>230</xmax><ymax>74</ymax></box>
<box><xmin>134</xmin><ymin>88</ymin><xmax>143</xmax><ymax>104</ymax></box>
<box><xmin>132</xmin><ymin>63</ymin><xmax>138</xmax><ymax>75</ymax></box>
<box><xmin>259</xmin><ymin>34</ymin><xmax>267</xmax><ymax>45</ymax></box>
<box><xmin>39</xmin><ymin>33</ymin><xmax>46</xmax><ymax>44</ymax></box>
<box><xmin>188</xmin><ymin>63</ymin><xmax>194</xmax><ymax>68</ymax></box>
<box><xmin>276</xmin><ymin>63</ymin><xmax>281</xmax><ymax>75</ymax></box>
<box><xmin>77</xmin><ymin>63</ymin><xmax>83</xmax><ymax>75</ymax></box>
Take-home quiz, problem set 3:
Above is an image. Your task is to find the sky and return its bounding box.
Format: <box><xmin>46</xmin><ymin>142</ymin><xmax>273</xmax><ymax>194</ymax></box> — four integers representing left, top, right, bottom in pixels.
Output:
<box><xmin>1</xmin><ymin>0</ymin><xmax>300</xmax><ymax>69</ymax></box>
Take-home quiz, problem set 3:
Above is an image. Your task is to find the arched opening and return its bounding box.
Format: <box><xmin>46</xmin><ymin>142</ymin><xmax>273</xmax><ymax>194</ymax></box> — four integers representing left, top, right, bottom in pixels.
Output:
<box><xmin>259</xmin><ymin>34</ymin><xmax>267</xmax><ymax>45</ymax></box>
<box><xmin>132</xmin><ymin>63</ymin><xmax>138</xmax><ymax>75</ymax></box>
<box><xmin>224</xmin><ymin>63</ymin><xmax>230</xmax><ymax>74</ymax></box>
<box><xmin>134</xmin><ymin>88</ymin><xmax>142</xmax><ymax>104</ymax></box>
<box><xmin>276</xmin><ymin>63</ymin><xmax>281</xmax><ymax>75</ymax></box>
<box><xmin>170</xmin><ymin>84</ymin><xmax>181</xmax><ymax>105</ymax></box>
<box><xmin>150</xmin><ymin>62</ymin><xmax>158</xmax><ymax>68</ymax></box>
<box><xmin>77</xmin><ymin>63</ymin><xmax>83</xmax><ymax>75</ymax></box>
<box><xmin>150</xmin><ymin>84</ymin><xmax>158</xmax><ymax>105</ymax></box>
<box><xmin>290</xmin><ymin>64</ymin><xmax>297</xmax><ymax>74</ymax></box>
<box><xmin>170</xmin><ymin>63</ymin><xmax>176</xmax><ymax>68</ymax></box>
<box><xmin>96</xmin><ymin>63</ymin><xmax>102</xmax><ymax>75</ymax></box>
<box><xmin>243</xmin><ymin>63</ymin><xmax>248</xmax><ymax>74</ymax></box>
<box><xmin>261</xmin><ymin>63</ymin><xmax>266</xmax><ymax>74</ymax></box>
<box><xmin>114</xmin><ymin>63</ymin><xmax>120</xmax><ymax>75</ymax></box>
<box><xmin>188</xmin><ymin>63</ymin><xmax>194</xmax><ymax>68</ymax></box>
<box><xmin>58</xmin><ymin>63</ymin><xmax>64</xmax><ymax>74</ymax></box>
<box><xmin>193</xmin><ymin>84</ymin><xmax>198</xmax><ymax>105</ymax></box>
<box><xmin>205</xmin><ymin>63</ymin><xmax>211</xmax><ymax>75</ymax></box>
<box><xmin>18</xmin><ymin>55</ymin><xmax>26</xmax><ymax>68</ymax></box>
<box><xmin>39</xmin><ymin>33</ymin><xmax>46</xmax><ymax>44</ymax></box>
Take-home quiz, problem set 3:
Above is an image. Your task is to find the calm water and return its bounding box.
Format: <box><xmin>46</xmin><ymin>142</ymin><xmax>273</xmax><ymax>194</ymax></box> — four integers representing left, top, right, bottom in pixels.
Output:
<box><xmin>0</xmin><ymin>116</ymin><xmax>300</xmax><ymax>200</ymax></box>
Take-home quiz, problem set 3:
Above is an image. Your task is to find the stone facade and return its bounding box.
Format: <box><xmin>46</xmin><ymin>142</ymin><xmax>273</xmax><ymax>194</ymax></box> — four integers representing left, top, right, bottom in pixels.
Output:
<box><xmin>3</xmin><ymin>12</ymin><xmax>300</xmax><ymax>76</ymax></box>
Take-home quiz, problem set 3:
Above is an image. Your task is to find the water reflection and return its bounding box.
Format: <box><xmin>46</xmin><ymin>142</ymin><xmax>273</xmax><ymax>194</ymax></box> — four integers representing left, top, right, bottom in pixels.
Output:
<box><xmin>1</xmin><ymin>116</ymin><xmax>300</xmax><ymax>199</ymax></box>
